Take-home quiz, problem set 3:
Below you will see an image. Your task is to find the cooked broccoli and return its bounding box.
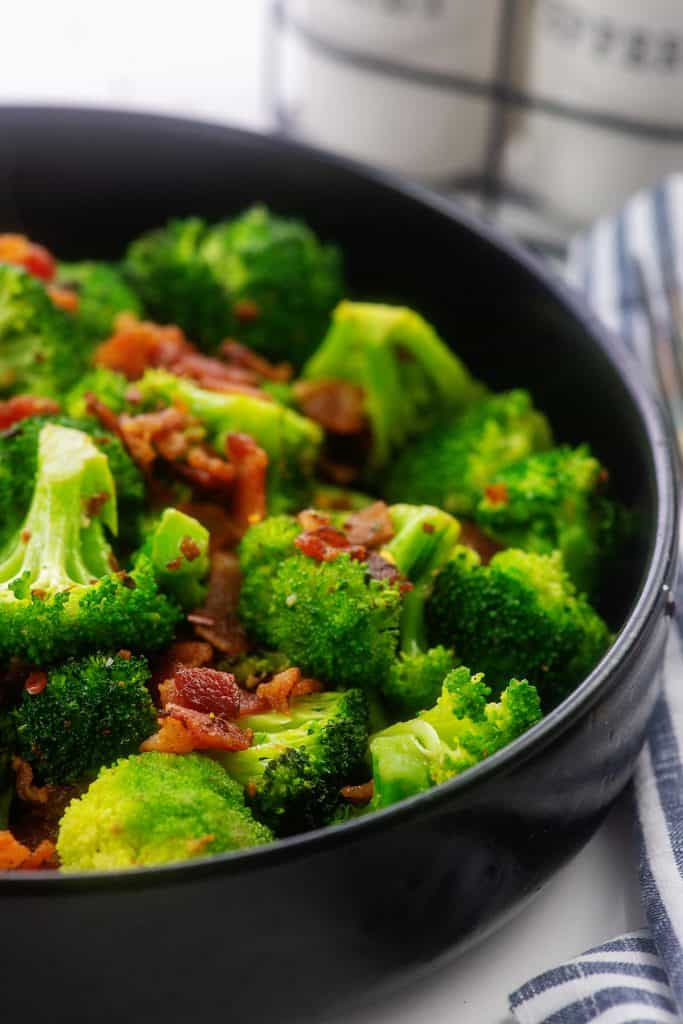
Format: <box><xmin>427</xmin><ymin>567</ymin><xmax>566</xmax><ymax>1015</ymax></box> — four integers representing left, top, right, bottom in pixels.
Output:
<box><xmin>12</xmin><ymin>652</ymin><xmax>157</xmax><ymax>785</ymax></box>
<box><xmin>473</xmin><ymin>444</ymin><xmax>620</xmax><ymax>594</ymax></box>
<box><xmin>0</xmin><ymin>412</ymin><xmax>145</xmax><ymax>553</ymax></box>
<box><xmin>0</xmin><ymin>423</ymin><xmax>181</xmax><ymax>664</ymax></box>
<box><xmin>0</xmin><ymin>263</ymin><xmax>87</xmax><ymax>397</ymax></box>
<box><xmin>427</xmin><ymin>547</ymin><xmax>611</xmax><ymax>708</ymax></box>
<box><xmin>136</xmin><ymin>369</ymin><xmax>323</xmax><ymax>512</ymax></box>
<box><xmin>124</xmin><ymin>206</ymin><xmax>344</xmax><ymax>363</ymax></box>
<box><xmin>219</xmin><ymin>689</ymin><xmax>369</xmax><ymax>835</ymax></box>
<box><xmin>382</xmin><ymin>646</ymin><xmax>458</xmax><ymax>719</ymax></box>
<box><xmin>301</xmin><ymin>302</ymin><xmax>484</xmax><ymax>470</ymax></box>
<box><xmin>57</xmin><ymin>752</ymin><xmax>273</xmax><ymax>870</ymax></box>
<box><xmin>56</xmin><ymin>261</ymin><xmax>141</xmax><ymax>341</ymax></box>
<box><xmin>138</xmin><ymin>507</ymin><xmax>210</xmax><ymax>611</ymax></box>
<box><xmin>371</xmin><ymin>666</ymin><xmax>542</xmax><ymax>808</ymax></box>
<box><xmin>384</xmin><ymin>390</ymin><xmax>552</xmax><ymax>515</ymax></box>
<box><xmin>64</xmin><ymin>366</ymin><xmax>132</xmax><ymax>418</ymax></box>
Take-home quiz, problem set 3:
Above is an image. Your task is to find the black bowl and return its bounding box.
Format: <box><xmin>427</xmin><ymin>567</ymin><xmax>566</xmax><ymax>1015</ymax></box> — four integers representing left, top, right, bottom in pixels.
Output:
<box><xmin>0</xmin><ymin>107</ymin><xmax>678</xmax><ymax>1023</ymax></box>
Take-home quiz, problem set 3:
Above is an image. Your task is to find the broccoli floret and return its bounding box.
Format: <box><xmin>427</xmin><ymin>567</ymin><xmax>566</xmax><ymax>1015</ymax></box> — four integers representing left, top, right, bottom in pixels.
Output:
<box><xmin>56</xmin><ymin>261</ymin><xmax>142</xmax><ymax>341</ymax></box>
<box><xmin>12</xmin><ymin>652</ymin><xmax>157</xmax><ymax>785</ymax></box>
<box><xmin>301</xmin><ymin>302</ymin><xmax>484</xmax><ymax>470</ymax></box>
<box><xmin>474</xmin><ymin>444</ymin><xmax>620</xmax><ymax>594</ymax></box>
<box><xmin>238</xmin><ymin>514</ymin><xmax>302</xmax><ymax>645</ymax></box>
<box><xmin>0</xmin><ymin>264</ymin><xmax>87</xmax><ymax>397</ymax></box>
<box><xmin>427</xmin><ymin>547</ymin><xmax>611</xmax><ymax>708</ymax></box>
<box><xmin>219</xmin><ymin>689</ymin><xmax>369</xmax><ymax>835</ymax></box>
<box><xmin>138</xmin><ymin>507</ymin><xmax>210</xmax><ymax>611</ymax></box>
<box><xmin>124</xmin><ymin>207</ymin><xmax>344</xmax><ymax>363</ymax></box>
<box><xmin>64</xmin><ymin>367</ymin><xmax>132</xmax><ymax>418</ymax></box>
<box><xmin>0</xmin><ymin>412</ymin><xmax>145</xmax><ymax>553</ymax></box>
<box><xmin>384</xmin><ymin>390</ymin><xmax>552</xmax><ymax>514</ymax></box>
<box><xmin>371</xmin><ymin>666</ymin><xmax>542</xmax><ymax>808</ymax></box>
<box><xmin>57</xmin><ymin>752</ymin><xmax>273</xmax><ymax>870</ymax></box>
<box><xmin>383</xmin><ymin>646</ymin><xmax>458</xmax><ymax>718</ymax></box>
<box><xmin>136</xmin><ymin>369</ymin><xmax>323</xmax><ymax>512</ymax></box>
<box><xmin>0</xmin><ymin>423</ymin><xmax>181</xmax><ymax>664</ymax></box>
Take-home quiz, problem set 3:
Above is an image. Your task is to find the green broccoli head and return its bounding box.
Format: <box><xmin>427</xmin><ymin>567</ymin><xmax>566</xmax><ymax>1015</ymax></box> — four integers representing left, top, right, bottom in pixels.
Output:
<box><xmin>123</xmin><ymin>207</ymin><xmax>344</xmax><ymax>364</ymax></box>
<box><xmin>238</xmin><ymin>514</ymin><xmax>301</xmax><ymax>644</ymax></box>
<box><xmin>474</xmin><ymin>444</ymin><xmax>620</xmax><ymax>594</ymax></box>
<box><xmin>382</xmin><ymin>645</ymin><xmax>457</xmax><ymax>718</ymax></box>
<box><xmin>371</xmin><ymin>666</ymin><xmax>542</xmax><ymax>808</ymax></box>
<box><xmin>56</xmin><ymin>261</ymin><xmax>142</xmax><ymax>341</ymax></box>
<box><xmin>0</xmin><ymin>412</ymin><xmax>145</xmax><ymax>553</ymax></box>
<box><xmin>57</xmin><ymin>752</ymin><xmax>273</xmax><ymax>870</ymax></box>
<box><xmin>0</xmin><ymin>423</ymin><xmax>181</xmax><ymax>664</ymax></box>
<box><xmin>384</xmin><ymin>390</ymin><xmax>552</xmax><ymax>515</ymax></box>
<box><xmin>12</xmin><ymin>652</ymin><xmax>157</xmax><ymax>785</ymax></box>
<box><xmin>135</xmin><ymin>369</ymin><xmax>323</xmax><ymax>513</ymax></box>
<box><xmin>64</xmin><ymin>367</ymin><xmax>133</xmax><ymax>419</ymax></box>
<box><xmin>0</xmin><ymin>263</ymin><xmax>88</xmax><ymax>398</ymax></box>
<box><xmin>426</xmin><ymin>546</ymin><xmax>611</xmax><ymax>708</ymax></box>
<box><xmin>220</xmin><ymin>689</ymin><xmax>369</xmax><ymax>835</ymax></box>
<box><xmin>137</xmin><ymin>507</ymin><xmax>210</xmax><ymax>611</ymax></box>
<box><xmin>301</xmin><ymin>301</ymin><xmax>485</xmax><ymax>470</ymax></box>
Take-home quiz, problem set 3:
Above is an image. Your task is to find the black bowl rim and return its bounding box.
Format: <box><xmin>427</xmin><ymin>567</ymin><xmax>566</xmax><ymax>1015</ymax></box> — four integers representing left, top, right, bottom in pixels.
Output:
<box><xmin>0</xmin><ymin>104</ymin><xmax>677</xmax><ymax>891</ymax></box>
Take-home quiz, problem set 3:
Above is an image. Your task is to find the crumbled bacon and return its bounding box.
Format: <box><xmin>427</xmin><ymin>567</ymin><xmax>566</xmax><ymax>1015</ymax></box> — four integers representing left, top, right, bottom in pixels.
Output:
<box><xmin>94</xmin><ymin>313</ymin><xmax>192</xmax><ymax>379</ymax></box>
<box><xmin>153</xmin><ymin>641</ymin><xmax>215</xmax><ymax>689</ymax></box>
<box><xmin>24</xmin><ymin>671</ymin><xmax>47</xmax><ymax>696</ymax></box>
<box><xmin>255</xmin><ymin>668</ymin><xmax>323</xmax><ymax>715</ymax></box>
<box><xmin>0</xmin><ymin>234</ymin><xmax>56</xmax><ymax>281</ymax></box>
<box><xmin>189</xmin><ymin>551</ymin><xmax>248</xmax><ymax>655</ymax></box>
<box><xmin>170</xmin><ymin>352</ymin><xmax>270</xmax><ymax>399</ymax></box>
<box><xmin>117</xmin><ymin>406</ymin><xmax>188</xmax><ymax>473</ymax></box>
<box><xmin>484</xmin><ymin>483</ymin><xmax>509</xmax><ymax>507</ymax></box>
<box><xmin>85</xmin><ymin>491</ymin><xmax>110</xmax><ymax>520</ymax></box>
<box><xmin>85</xmin><ymin>392</ymin><xmax>127</xmax><ymax>440</ymax></box>
<box><xmin>295</xmin><ymin>526</ymin><xmax>366</xmax><ymax>564</ymax></box>
<box><xmin>180</xmin><ymin>536</ymin><xmax>201</xmax><ymax>562</ymax></box>
<box><xmin>47</xmin><ymin>285</ymin><xmax>79</xmax><ymax>313</ymax></box>
<box><xmin>164</xmin><ymin>666</ymin><xmax>241</xmax><ymax>720</ymax></box>
<box><xmin>10</xmin><ymin>783</ymin><xmax>85</xmax><ymax>849</ymax></box>
<box><xmin>343</xmin><ymin>501</ymin><xmax>394</xmax><ymax>549</ymax></box>
<box><xmin>227</xmin><ymin>432</ymin><xmax>268</xmax><ymax>532</ymax></box>
<box><xmin>294</xmin><ymin>379</ymin><xmax>367</xmax><ymax>435</ymax></box>
<box><xmin>458</xmin><ymin>520</ymin><xmax>503</xmax><ymax>566</ymax></box>
<box><xmin>12</xmin><ymin>757</ymin><xmax>49</xmax><ymax>805</ymax></box>
<box><xmin>365</xmin><ymin>552</ymin><xmax>411</xmax><ymax>592</ymax></box>
<box><xmin>0</xmin><ymin>832</ymin><xmax>57</xmax><ymax>871</ymax></box>
<box><xmin>175</xmin><ymin>445</ymin><xmax>235</xmax><ymax>494</ymax></box>
<box><xmin>340</xmin><ymin>780</ymin><xmax>374</xmax><ymax>806</ymax></box>
<box><xmin>297</xmin><ymin>508</ymin><xmax>331</xmax><ymax>532</ymax></box>
<box><xmin>164</xmin><ymin>704</ymin><xmax>251</xmax><ymax>751</ymax></box>
<box><xmin>233</xmin><ymin>298</ymin><xmax>261</xmax><ymax>324</ymax></box>
<box><xmin>140</xmin><ymin>715</ymin><xmax>196</xmax><ymax>754</ymax></box>
<box><xmin>0</xmin><ymin>395</ymin><xmax>60</xmax><ymax>430</ymax></box>
<box><xmin>219</xmin><ymin>340</ymin><xmax>292</xmax><ymax>382</ymax></box>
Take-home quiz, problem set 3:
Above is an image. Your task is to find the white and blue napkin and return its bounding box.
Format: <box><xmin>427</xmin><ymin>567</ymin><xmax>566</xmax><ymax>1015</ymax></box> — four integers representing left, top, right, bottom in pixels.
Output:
<box><xmin>510</xmin><ymin>177</ymin><xmax>683</xmax><ymax>1024</ymax></box>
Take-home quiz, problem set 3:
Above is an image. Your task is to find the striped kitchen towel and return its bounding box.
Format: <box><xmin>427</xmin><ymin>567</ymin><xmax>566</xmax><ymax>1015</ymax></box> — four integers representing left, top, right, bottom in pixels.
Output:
<box><xmin>510</xmin><ymin>177</ymin><xmax>683</xmax><ymax>1023</ymax></box>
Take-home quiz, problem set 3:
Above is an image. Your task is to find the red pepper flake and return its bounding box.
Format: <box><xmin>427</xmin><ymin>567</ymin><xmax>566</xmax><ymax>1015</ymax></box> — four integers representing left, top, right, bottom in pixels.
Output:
<box><xmin>484</xmin><ymin>483</ymin><xmax>509</xmax><ymax>506</ymax></box>
<box><xmin>24</xmin><ymin>671</ymin><xmax>48</xmax><ymax>696</ymax></box>
<box><xmin>233</xmin><ymin>299</ymin><xmax>261</xmax><ymax>324</ymax></box>
<box><xmin>180</xmin><ymin>536</ymin><xmax>201</xmax><ymax>562</ymax></box>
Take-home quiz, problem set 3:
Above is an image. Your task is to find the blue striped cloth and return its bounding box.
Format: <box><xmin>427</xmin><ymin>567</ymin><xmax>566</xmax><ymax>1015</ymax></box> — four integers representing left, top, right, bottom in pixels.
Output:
<box><xmin>509</xmin><ymin>177</ymin><xmax>683</xmax><ymax>1023</ymax></box>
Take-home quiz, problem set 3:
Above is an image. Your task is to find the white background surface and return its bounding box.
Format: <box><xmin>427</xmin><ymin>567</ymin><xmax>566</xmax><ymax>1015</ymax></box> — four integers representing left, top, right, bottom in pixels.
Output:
<box><xmin>2</xmin><ymin>3</ymin><xmax>645</xmax><ymax>1020</ymax></box>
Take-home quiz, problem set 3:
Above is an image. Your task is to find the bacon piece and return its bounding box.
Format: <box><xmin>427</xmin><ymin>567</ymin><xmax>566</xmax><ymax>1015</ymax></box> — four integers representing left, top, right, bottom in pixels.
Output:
<box><xmin>152</xmin><ymin>640</ymin><xmax>214</xmax><ymax>691</ymax></box>
<box><xmin>238</xmin><ymin>688</ymin><xmax>270</xmax><ymax>717</ymax></box>
<box><xmin>253</xmin><ymin>669</ymin><xmax>324</xmax><ymax>716</ymax></box>
<box><xmin>227</xmin><ymin>433</ymin><xmax>268</xmax><ymax>532</ymax></box>
<box><xmin>85</xmin><ymin>392</ymin><xmax>127</xmax><ymax>441</ymax></box>
<box><xmin>175</xmin><ymin>444</ymin><xmax>235</xmax><ymax>494</ymax></box>
<box><xmin>343</xmin><ymin>501</ymin><xmax>394</xmax><ymax>549</ymax></box>
<box><xmin>340</xmin><ymin>780</ymin><xmax>374</xmax><ymax>806</ymax></box>
<box><xmin>164</xmin><ymin>704</ymin><xmax>251</xmax><ymax>751</ymax></box>
<box><xmin>180</xmin><ymin>536</ymin><xmax>201</xmax><ymax>562</ymax></box>
<box><xmin>0</xmin><ymin>395</ymin><xmax>60</xmax><ymax>429</ymax></box>
<box><xmin>140</xmin><ymin>715</ymin><xmax>196</xmax><ymax>754</ymax></box>
<box><xmin>12</xmin><ymin>757</ymin><xmax>49</xmax><ymax>805</ymax></box>
<box><xmin>94</xmin><ymin>314</ymin><xmax>192</xmax><ymax>379</ymax></box>
<box><xmin>297</xmin><ymin>508</ymin><xmax>331</xmax><ymax>532</ymax></box>
<box><xmin>295</xmin><ymin>526</ymin><xmax>366</xmax><ymax>564</ymax></box>
<box><xmin>294</xmin><ymin>379</ymin><xmax>366</xmax><ymax>435</ymax></box>
<box><xmin>117</xmin><ymin>406</ymin><xmax>188</xmax><ymax>473</ymax></box>
<box><xmin>484</xmin><ymin>483</ymin><xmax>509</xmax><ymax>507</ymax></box>
<box><xmin>0</xmin><ymin>234</ymin><xmax>55</xmax><ymax>281</ymax></box>
<box><xmin>365</xmin><ymin>552</ymin><xmax>412</xmax><ymax>593</ymax></box>
<box><xmin>171</xmin><ymin>665</ymin><xmax>241</xmax><ymax>719</ymax></box>
<box><xmin>219</xmin><ymin>340</ymin><xmax>292</xmax><ymax>382</ymax></box>
<box><xmin>0</xmin><ymin>832</ymin><xmax>56</xmax><ymax>870</ymax></box>
<box><xmin>170</xmin><ymin>352</ymin><xmax>270</xmax><ymax>399</ymax></box>
<box><xmin>190</xmin><ymin>551</ymin><xmax>248</xmax><ymax>656</ymax></box>
<box><xmin>458</xmin><ymin>520</ymin><xmax>503</xmax><ymax>566</ymax></box>
<box><xmin>47</xmin><ymin>285</ymin><xmax>79</xmax><ymax>313</ymax></box>
<box><xmin>10</xmin><ymin>782</ymin><xmax>85</xmax><ymax>850</ymax></box>
<box><xmin>18</xmin><ymin>839</ymin><xmax>58</xmax><ymax>870</ymax></box>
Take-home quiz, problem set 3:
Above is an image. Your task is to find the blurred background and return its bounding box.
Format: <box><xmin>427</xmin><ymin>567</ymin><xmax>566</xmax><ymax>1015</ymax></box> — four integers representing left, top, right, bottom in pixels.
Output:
<box><xmin>5</xmin><ymin>0</ymin><xmax>683</xmax><ymax>255</ymax></box>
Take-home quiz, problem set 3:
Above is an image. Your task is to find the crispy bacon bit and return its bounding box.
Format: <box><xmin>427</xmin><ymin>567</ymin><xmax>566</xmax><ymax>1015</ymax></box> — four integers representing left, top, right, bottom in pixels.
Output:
<box><xmin>0</xmin><ymin>832</ymin><xmax>57</xmax><ymax>871</ymax></box>
<box><xmin>175</xmin><ymin>444</ymin><xmax>235</xmax><ymax>494</ymax></box>
<box><xmin>20</xmin><ymin>530</ymin><xmax>31</xmax><ymax>544</ymax></box>
<box><xmin>170</xmin><ymin>351</ymin><xmax>271</xmax><ymax>399</ymax></box>
<box><xmin>117</xmin><ymin>649</ymin><xmax>132</xmax><ymax>660</ymax></box>
<box><xmin>365</xmin><ymin>552</ymin><xmax>411</xmax><ymax>592</ymax></box>
<box><xmin>180</xmin><ymin>536</ymin><xmax>201</xmax><ymax>562</ymax></box>
<box><xmin>85</xmin><ymin>491</ymin><xmax>110</xmax><ymax>519</ymax></box>
<box><xmin>85</xmin><ymin>392</ymin><xmax>126</xmax><ymax>439</ymax></box>
<box><xmin>0</xmin><ymin>234</ymin><xmax>56</xmax><ymax>281</ymax></box>
<box><xmin>340</xmin><ymin>780</ymin><xmax>374</xmax><ymax>806</ymax></box>
<box><xmin>24</xmin><ymin>671</ymin><xmax>47</xmax><ymax>696</ymax></box>
<box><xmin>297</xmin><ymin>508</ymin><xmax>331</xmax><ymax>532</ymax></box>
<box><xmin>94</xmin><ymin>313</ymin><xmax>192</xmax><ymax>380</ymax></box>
<box><xmin>0</xmin><ymin>395</ymin><xmax>60</xmax><ymax>430</ymax></box>
<box><xmin>252</xmin><ymin>669</ymin><xmax>324</xmax><ymax>716</ymax></box>
<box><xmin>219</xmin><ymin>340</ymin><xmax>292</xmax><ymax>382</ymax></box>
<box><xmin>164</xmin><ymin>704</ymin><xmax>252</xmax><ymax>751</ymax></box>
<box><xmin>484</xmin><ymin>483</ymin><xmax>509</xmax><ymax>507</ymax></box>
<box><xmin>422</xmin><ymin>522</ymin><xmax>435</xmax><ymax>534</ymax></box>
<box><xmin>47</xmin><ymin>285</ymin><xmax>79</xmax><ymax>313</ymax></box>
<box><xmin>155</xmin><ymin>641</ymin><xmax>214</xmax><ymax>687</ymax></box>
<box><xmin>12</xmin><ymin>757</ymin><xmax>49</xmax><ymax>805</ymax></box>
<box><xmin>140</xmin><ymin>715</ymin><xmax>196</xmax><ymax>754</ymax></box>
<box><xmin>170</xmin><ymin>665</ymin><xmax>241</xmax><ymax>720</ymax></box>
<box><xmin>117</xmin><ymin>406</ymin><xmax>188</xmax><ymax>473</ymax></box>
<box><xmin>238</xmin><ymin>688</ymin><xmax>270</xmax><ymax>717</ymax></box>
<box><xmin>294</xmin><ymin>379</ymin><xmax>367</xmax><ymax>435</ymax></box>
<box><xmin>166</xmin><ymin>557</ymin><xmax>182</xmax><ymax>571</ymax></box>
<box><xmin>295</xmin><ymin>526</ymin><xmax>366</xmax><ymax>564</ymax></box>
<box><xmin>233</xmin><ymin>298</ymin><xmax>261</xmax><ymax>324</ymax></box>
<box><xmin>191</xmin><ymin>551</ymin><xmax>248</xmax><ymax>656</ymax></box>
<box><xmin>227</xmin><ymin>433</ymin><xmax>268</xmax><ymax>532</ymax></box>
<box><xmin>343</xmin><ymin>502</ymin><xmax>394</xmax><ymax>549</ymax></box>
<box><xmin>458</xmin><ymin>520</ymin><xmax>503</xmax><ymax>566</ymax></box>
